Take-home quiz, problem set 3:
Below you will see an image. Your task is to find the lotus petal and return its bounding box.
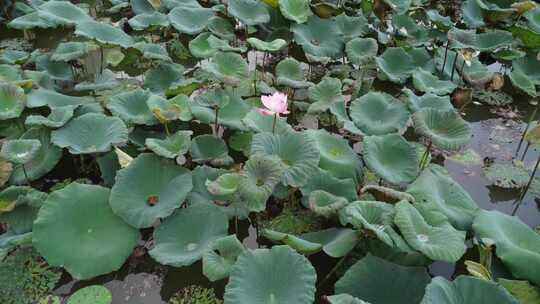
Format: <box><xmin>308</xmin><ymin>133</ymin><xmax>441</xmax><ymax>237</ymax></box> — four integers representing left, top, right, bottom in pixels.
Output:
<box><xmin>33</xmin><ymin>183</ymin><xmax>140</xmax><ymax>280</ymax></box>
<box><xmin>402</xmin><ymin>88</ymin><xmax>454</xmax><ymax>113</ymax></box>
<box><xmin>448</xmin><ymin>28</ymin><xmax>513</xmax><ymax>51</ymax></box>
<box><xmin>224</xmin><ymin>246</ymin><xmax>316</xmax><ymax>304</ymax></box>
<box><xmin>168</xmin><ymin>6</ymin><xmax>214</xmax><ymax>35</ymax></box>
<box><xmin>413</xmin><ymin>109</ymin><xmax>472</xmax><ymax>151</ymax></box>
<box><xmin>75</xmin><ymin>21</ymin><xmax>134</xmax><ymax>48</ymax></box>
<box><xmin>228</xmin><ymin>0</ymin><xmax>270</xmax><ymax>26</ymax></box>
<box><xmin>150</xmin><ymin>203</ymin><xmax>228</xmax><ymax>267</ymax></box>
<box><xmin>145</xmin><ymin>130</ymin><xmax>192</xmax><ymax>159</ymax></box>
<box><xmin>292</xmin><ymin>15</ymin><xmax>344</xmax><ymax>59</ymax></box>
<box><xmin>345</xmin><ymin>38</ymin><xmax>378</xmax><ymax>66</ymax></box>
<box><xmin>412</xmin><ymin>69</ymin><xmax>457</xmax><ymax>95</ymax></box>
<box><xmin>203</xmin><ymin>235</ymin><xmax>245</xmax><ymax>282</ymax></box>
<box><xmin>349</xmin><ymin>92</ymin><xmax>409</xmax><ymax>135</ymax></box>
<box><xmin>279</xmin><ymin>0</ymin><xmax>312</xmax><ymax>24</ymax></box>
<box><xmin>0</xmin><ymin>83</ymin><xmax>25</xmax><ymax>120</ymax></box>
<box><xmin>205</xmin><ymin>52</ymin><xmax>248</xmax><ymax>85</ymax></box>
<box><xmin>110</xmin><ymin>153</ymin><xmax>192</xmax><ymax>228</ymax></box>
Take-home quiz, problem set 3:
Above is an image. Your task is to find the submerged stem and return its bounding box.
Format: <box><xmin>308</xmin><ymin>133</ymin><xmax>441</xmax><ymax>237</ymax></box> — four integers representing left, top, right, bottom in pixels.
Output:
<box><xmin>516</xmin><ymin>103</ymin><xmax>538</xmax><ymax>156</ymax></box>
<box><xmin>513</xmin><ymin>155</ymin><xmax>540</xmax><ymax>215</ymax></box>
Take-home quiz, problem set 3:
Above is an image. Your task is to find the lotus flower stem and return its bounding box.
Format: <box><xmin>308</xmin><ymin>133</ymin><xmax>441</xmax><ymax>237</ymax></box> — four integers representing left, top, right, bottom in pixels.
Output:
<box><xmin>419</xmin><ymin>140</ymin><xmax>432</xmax><ymax>169</ymax></box>
<box><xmin>459</xmin><ymin>59</ymin><xmax>466</xmax><ymax>85</ymax></box>
<box><xmin>516</xmin><ymin>104</ymin><xmax>538</xmax><ymax>156</ymax></box>
<box><xmin>450</xmin><ymin>52</ymin><xmax>459</xmax><ymax>81</ymax></box>
<box><xmin>520</xmin><ymin>143</ymin><xmax>530</xmax><ymax>162</ymax></box>
<box><xmin>272</xmin><ymin>113</ymin><xmax>277</xmax><ymax>134</ymax></box>
<box><xmin>253</xmin><ymin>53</ymin><xmax>258</xmax><ymax>93</ymax></box>
<box><xmin>512</xmin><ymin>154</ymin><xmax>540</xmax><ymax>215</ymax></box>
<box><xmin>214</xmin><ymin>107</ymin><xmax>220</xmax><ymax>136</ymax></box>
<box><xmin>21</xmin><ymin>164</ymin><xmax>30</xmax><ymax>185</ymax></box>
<box><xmin>440</xmin><ymin>41</ymin><xmax>449</xmax><ymax>76</ymax></box>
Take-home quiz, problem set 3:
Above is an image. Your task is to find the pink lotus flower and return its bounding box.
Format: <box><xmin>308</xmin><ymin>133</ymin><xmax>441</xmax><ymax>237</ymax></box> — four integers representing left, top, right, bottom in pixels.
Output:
<box><xmin>257</xmin><ymin>92</ymin><xmax>289</xmax><ymax>116</ymax></box>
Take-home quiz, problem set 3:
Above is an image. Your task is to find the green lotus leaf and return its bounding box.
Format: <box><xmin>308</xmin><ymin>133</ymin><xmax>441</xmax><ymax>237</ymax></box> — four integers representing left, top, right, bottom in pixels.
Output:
<box><xmin>509</xmin><ymin>68</ymin><xmax>536</xmax><ymax>96</ymax></box>
<box><xmin>394</xmin><ymin>201</ymin><xmax>466</xmax><ymax>262</ymax></box>
<box><xmin>206</xmin><ymin>172</ymin><xmax>242</xmax><ymax>196</ymax></box>
<box><xmin>192</xmin><ymin>89</ymin><xmax>251</xmax><ymax>131</ymax></box>
<box><xmin>237</xmin><ymin>154</ymin><xmax>284</xmax><ymax>212</ymax></box>
<box><xmin>301</xmin><ymin>168</ymin><xmax>358</xmax><ymax>202</ymax></box>
<box><xmin>191</xmin><ymin>135</ymin><xmax>233</xmax><ymax>166</ymax></box>
<box><xmin>74</xmin><ymin>69</ymin><xmax>119</xmax><ymax>92</ymax></box>
<box><xmin>275</xmin><ymin>58</ymin><xmax>311</xmax><ymax>88</ymax></box>
<box><xmin>473</xmin><ymin>209</ymin><xmax>540</xmax><ymax>285</ymax></box>
<box><xmin>361</xmin><ymin>184</ymin><xmax>415</xmax><ymax>203</ymax></box>
<box><xmin>307</xmin><ymin>77</ymin><xmax>344</xmax><ymax>113</ymax></box>
<box><xmin>8</xmin><ymin>12</ymin><xmax>56</xmax><ymax>30</ymax></box>
<box><xmin>392</xmin><ymin>14</ymin><xmax>430</xmax><ymax>45</ymax></box>
<box><xmin>448</xmin><ymin>28</ymin><xmax>513</xmax><ymax>51</ymax></box>
<box><xmin>33</xmin><ymin>183</ymin><xmax>140</xmax><ymax>280</ymax></box>
<box><xmin>292</xmin><ymin>16</ymin><xmax>344</xmax><ymax>59</ymax></box>
<box><xmin>205</xmin><ymin>52</ymin><xmax>249</xmax><ymax>85</ymax></box>
<box><xmin>75</xmin><ymin>21</ymin><xmax>134</xmax><ymax>48</ymax></box>
<box><xmin>306</xmin><ymin>129</ymin><xmax>362</xmax><ymax>184</ymax></box>
<box><xmin>262</xmin><ymin>229</ymin><xmax>323</xmax><ymax>254</ymax></box>
<box><xmin>498</xmin><ymin>278</ymin><xmax>540</xmax><ymax>304</ymax></box>
<box><xmin>51</xmin><ymin>42</ymin><xmax>93</xmax><ymax>62</ymax></box>
<box><xmin>412</xmin><ymin>69</ymin><xmax>457</xmax><ymax>95</ymax></box>
<box><xmin>26</xmin><ymin>88</ymin><xmax>94</xmax><ymax>109</ymax></box>
<box><xmin>228</xmin><ymin>0</ymin><xmax>270</xmax><ymax>26</ymax></box>
<box><xmin>509</xmin><ymin>53</ymin><xmax>540</xmax><ymax>96</ymax></box>
<box><xmin>0</xmin><ymin>83</ymin><xmax>26</xmax><ymax>120</ymax></box>
<box><xmin>189</xmin><ymin>32</ymin><xmax>219</xmax><ymax>58</ymax></box>
<box><xmin>247</xmin><ymin>37</ymin><xmax>287</xmax><ymax>52</ymax></box>
<box><xmin>300</xmin><ymin>228</ymin><xmax>359</xmax><ymax>258</ymax></box>
<box><xmin>34</xmin><ymin>53</ymin><xmax>74</xmax><ymax>81</ymax></box>
<box><xmin>146</xmin><ymin>93</ymin><xmax>186</xmax><ymax>122</ymax></box>
<box><xmin>131</xmin><ymin>0</ymin><xmax>157</xmax><ymax>14</ymax></box>
<box><xmin>475</xmin><ymin>0</ymin><xmax>517</xmax><ymax>21</ymax></box>
<box><xmin>168</xmin><ymin>6</ymin><xmax>214</xmax><ymax>35</ymax></box>
<box><xmin>326</xmin><ymin>294</ymin><xmax>370</xmax><ymax>304</ymax></box>
<box><xmin>208</xmin><ymin>16</ymin><xmax>235</xmax><ymax>41</ymax></box>
<box><xmin>0</xmin><ymin>139</ymin><xmax>41</xmax><ymax>165</ymax></box>
<box><xmin>25</xmin><ymin>106</ymin><xmax>75</xmax><ymax>129</ymax></box>
<box><xmin>145</xmin><ymin>130</ymin><xmax>192</xmax><ymax>159</ymax></box>
<box><xmin>279</xmin><ymin>0</ymin><xmax>312</xmax><ymax>24</ymax></box>
<box><xmin>207</xmin><ymin>35</ymin><xmax>247</xmax><ymax>53</ymax></box>
<box><xmin>67</xmin><ymin>285</ymin><xmax>112</xmax><ymax>304</ymax></box>
<box><xmin>0</xmin><ymin>63</ymin><xmax>23</xmax><ymax>83</ymax></box>
<box><xmin>473</xmin><ymin>90</ymin><xmax>513</xmax><ymax>106</ymax></box>
<box><xmin>51</xmin><ymin>113</ymin><xmax>128</xmax><ymax>154</ymax></box>
<box><xmin>105</xmin><ymin>89</ymin><xmax>157</xmax><ymax>126</ymax></box>
<box><xmin>335</xmin><ymin>254</ymin><xmax>430</xmax><ymax>304</ymax></box>
<box><xmin>132</xmin><ymin>42</ymin><xmax>172</xmax><ymax>62</ymax></box>
<box><xmin>493</xmin><ymin>49</ymin><xmax>526</xmax><ymax>62</ymax></box>
<box><xmin>0</xmin><ymin>186</ymin><xmax>46</xmax><ymax>234</ymax></box>
<box><xmin>426</xmin><ymin>9</ymin><xmax>453</xmax><ymax>30</ymax></box>
<box><xmin>128</xmin><ymin>12</ymin><xmax>169</xmax><ymax>31</ymax></box>
<box><xmin>407</xmin><ymin>164</ymin><xmax>478</xmax><ymax>230</ymax></box>
<box><xmin>340</xmin><ymin>200</ymin><xmax>396</xmax><ymax>246</ymax></box>
<box><xmin>224</xmin><ymin>245</ymin><xmax>316</xmax><ymax>304</ymax></box>
<box><xmin>242</xmin><ymin>109</ymin><xmax>294</xmax><ymax>134</ymax></box>
<box><xmin>463</xmin><ymin>0</ymin><xmax>486</xmax><ymax>28</ymax></box>
<box><xmin>110</xmin><ymin>153</ymin><xmax>192</xmax><ymax>228</ymax></box>
<box><xmin>37</xmin><ymin>1</ymin><xmax>92</xmax><ymax>27</ymax></box>
<box><xmin>0</xmin><ymin>50</ymin><xmax>29</xmax><ymax>65</ymax></box>
<box><xmin>375</xmin><ymin>47</ymin><xmax>418</xmax><ymax>83</ymax></box>
<box><xmin>150</xmin><ymin>202</ymin><xmax>228</xmax><ymax>267</ymax></box>
<box><xmin>362</xmin><ymin>134</ymin><xmax>419</xmax><ymax>184</ymax></box>
<box><xmin>345</xmin><ymin>38</ymin><xmax>378</xmax><ymax>66</ymax></box>
<box><xmin>251</xmin><ymin>131</ymin><xmax>320</xmax><ymax>187</ymax></box>
<box><xmin>9</xmin><ymin>127</ymin><xmax>62</xmax><ymax>185</ymax></box>
<box><xmin>383</xmin><ymin>0</ymin><xmax>411</xmax><ymax>14</ymax></box>
<box><xmin>144</xmin><ymin>62</ymin><xmax>185</xmax><ymax>93</ymax></box>
<box><xmin>203</xmin><ymin>235</ymin><xmax>245</xmax><ymax>282</ymax></box>
<box><xmin>335</xmin><ymin>13</ymin><xmax>369</xmax><ymax>40</ymax></box>
<box><xmin>421</xmin><ymin>276</ymin><xmax>519</xmax><ymax>304</ymax></box>
<box><xmin>483</xmin><ymin>162</ymin><xmax>529</xmax><ymax>189</ymax></box>
<box><xmin>413</xmin><ymin>109</ymin><xmax>472</xmax><ymax>151</ymax></box>
<box><xmin>402</xmin><ymin>89</ymin><xmax>454</xmax><ymax>113</ymax></box>
<box><xmin>308</xmin><ymin>190</ymin><xmax>349</xmax><ymax>218</ymax></box>
<box><xmin>526</xmin><ymin>6</ymin><xmax>540</xmax><ymax>32</ymax></box>
<box><xmin>349</xmin><ymin>92</ymin><xmax>409</xmax><ymax>136</ymax></box>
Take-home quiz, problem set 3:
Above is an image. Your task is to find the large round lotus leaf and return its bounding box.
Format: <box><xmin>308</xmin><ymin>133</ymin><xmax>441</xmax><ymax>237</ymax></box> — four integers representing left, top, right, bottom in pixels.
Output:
<box><xmin>340</xmin><ymin>201</ymin><xmax>396</xmax><ymax>246</ymax></box>
<box><xmin>228</xmin><ymin>0</ymin><xmax>270</xmax><ymax>26</ymax></box>
<box><xmin>463</xmin><ymin>0</ymin><xmax>486</xmax><ymax>28</ymax></box>
<box><xmin>192</xmin><ymin>89</ymin><xmax>251</xmax><ymax>131</ymax></box>
<box><xmin>242</xmin><ymin>109</ymin><xmax>294</xmax><ymax>134</ymax></box>
<box><xmin>0</xmin><ymin>83</ymin><xmax>25</xmax><ymax>120</ymax></box>
<box><xmin>145</xmin><ymin>130</ymin><xmax>192</xmax><ymax>159</ymax></box>
<box><xmin>382</xmin><ymin>0</ymin><xmax>411</xmax><ymax>14</ymax></box>
<box><xmin>26</xmin><ymin>104</ymin><xmax>75</xmax><ymax>128</ymax></box>
<box><xmin>33</xmin><ymin>183</ymin><xmax>140</xmax><ymax>280</ymax></box>
<box><xmin>143</xmin><ymin>62</ymin><xmax>185</xmax><ymax>93</ymax></box>
<box><xmin>67</xmin><ymin>285</ymin><xmax>112</xmax><ymax>304</ymax></box>
<box><xmin>308</xmin><ymin>190</ymin><xmax>349</xmax><ymax>218</ymax></box>
<box><xmin>132</xmin><ymin>42</ymin><xmax>171</xmax><ymax>62</ymax></box>
<box><xmin>363</xmin><ymin>134</ymin><xmax>419</xmax><ymax>185</ymax></box>
<box><xmin>473</xmin><ymin>210</ymin><xmax>540</xmax><ymax>285</ymax></box>
<box><xmin>207</xmin><ymin>16</ymin><xmax>235</xmax><ymax>41</ymax></box>
<box><xmin>74</xmin><ymin>69</ymin><xmax>119</xmax><ymax>92</ymax></box>
<box><xmin>247</xmin><ymin>38</ymin><xmax>287</xmax><ymax>52</ymax></box>
<box><xmin>150</xmin><ymin>203</ymin><xmax>228</xmax><ymax>267</ymax></box>
<box><xmin>327</xmin><ymin>294</ymin><xmax>369</xmax><ymax>304</ymax></box>
<box><xmin>34</xmin><ymin>54</ymin><xmax>74</xmax><ymax>81</ymax></box>
<box><xmin>407</xmin><ymin>164</ymin><xmax>478</xmax><ymax>231</ymax></box>
<box><xmin>146</xmin><ymin>94</ymin><xmax>183</xmax><ymax>122</ymax></box>
<box><xmin>0</xmin><ymin>186</ymin><xmax>46</xmax><ymax>234</ymax></box>
<box><xmin>206</xmin><ymin>172</ymin><xmax>241</xmax><ymax>197</ymax></box>
<box><xmin>307</xmin><ymin>77</ymin><xmax>344</xmax><ymax>114</ymax></box>
<box><xmin>421</xmin><ymin>276</ymin><xmax>519</xmax><ymax>304</ymax></box>
<box><xmin>189</xmin><ymin>32</ymin><xmax>218</xmax><ymax>58</ymax></box>
<box><xmin>9</xmin><ymin>128</ymin><xmax>62</xmax><ymax>185</ymax></box>
<box><xmin>306</xmin><ymin>129</ymin><xmax>362</xmax><ymax>184</ymax></box>
<box><xmin>37</xmin><ymin>1</ymin><xmax>92</xmax><ymax>26</ymax></box>
<box><xmin>51</xmin><ymin>42</ymin><xmax>93</xmax><ymax>62</ymax></box>
<box><xmin>279</xmin><ymin>0</ymin><xmax>312</xmax><ymax>23</ymax></box>
<box><xmin>300</xmin><ymin>228</ymin><xmax>359</xmax><ymax>258</ymax></box>
<box><xmin>0</xmin><ymin>139</ymin><xmax>41</xmax><ymax>165</ymax></box>
<box><xmin>275</xmin><ymin>58</ymin><xmax>311</xmax><ymax>88</ymax></box>
<box><xmin>292</xmin><ymin>16</ymin><xmax>344</xmax><ymax>59</ymax></box>
<box><xmin>448</xmin><ymin>28</ymin><xmax>513</xmax><ymax>51</ymax></box>
<box><xmin>394</xmin><ymin>201</ymin><xmax>466</xmax><ymax>262</ymax></box>
<box><xmin>205</xmin><ymin>52</ymin><xmax>249</xmax><ymax>85</ymax></box>
<box><xmin>376</xmin><ymin>47</ymin><xmax>415</xmax><ymax>83</ymax></box>
<box><xmin>301</xmin><ymin>168</ymin><xmax>358</xmax><ymax>202</ymax></box>
<box><xmin>207</xmin><ymin>35</ymin><xmax>247</xmax><ymax>53</ymax></box>
<box><xmin>349</xmin><ymin>92</ymin><xmax>409</xmax><ymax>136</ymax></box>
<box><xmin>74</xmin><ymin>21</ymin><xmax>134</xmax><ymax>48</ymax></box>
<box><xmin>168</xmin><ymin>6</ymin><xmax>214</xmax><ymax>35</ymax></box>
<box><xmin>483</xmin><ymin>162</ymin><xmax>529</xmax><ymax>189</ymax></box>
<box><xmin>110</xmin><ymin>153</ymin><xmax>193</xmax><ymax>228</ymax></box>
<box><xmin>402</xmin><ymin>88</ymin><xmax>454</xmax><ymax>113</ymax></box>
<box><xmin>106</xmin><ymin>89</ymin><xmax>157</xmax><ymax>126</ymax></box>
<box><xmin>413</xmin><ymin>109</ymin><xmax>472</xmax><ymax>151</ymax></box>
<box><xmin>509</xmin><ymin>54</ymin><xmax>540</xmax><ymax>96</ymax></box>
<box><xmin>224</xmin><ymin>245</ymin><xmax>316</xmax><ymax>304</ymax></box>
<box><xmin>335</xmin><ymin>254</ymin><xmax>430</xmax><ymax>304</ymax></box>
<box><xmin>345</xmin><ymin>38</ymin><xmax>378</xmax><ymax>66</ymax></box>
<box><xmin>51</xmin><ymin>113</ymin><xmax>128</xmax><ymax>154</ymax></box>
<box><xmin>8</xmin><ymin>12</ymin><xmax>56</xmax><ymax>30</ymax></box>
<box><xmin>335</xmin><ymin>13</ymin><xmax>370</xmax><ymax>40</ymax></box>
<box><xmin>203</xmin><ymin>235</ymin><xmax>245</xmax><ymax>282</ymax></box>
<box><xmin>0</xmin><ymin>50</ymin><xmax>29</xmax><ymax>65</ymax></box>
<box><xmin>128</xmin><ymin>12</ymin><xmax>169</xmax><ymax>31</ymax></box>
<box><xmin>251</xmin><ymin>131</ymin><xmax>320</xmax><ymax>187</ymax></box>
<box><xmin>498</xmin><ymin>278</ymin><xmax>540</xmax><ymax>304</ymax></box>
<box><xmin>26</xmin><ymin>89</ymin><xmax>94</xmax><ymax>109</ymax></box>
<box><xmin>191</xmin><ymin>135</ymin><xmax>233</xmax><ymax>166</ymax></box>
<box><xmin>412</xmin><ymin>69</ymin><xmax>457</xmax><ymax>95</ymax></box>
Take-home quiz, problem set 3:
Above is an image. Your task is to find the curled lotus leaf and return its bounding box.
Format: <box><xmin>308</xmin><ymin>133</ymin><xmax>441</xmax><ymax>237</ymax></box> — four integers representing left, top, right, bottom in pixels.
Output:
<box><xmin>168</xmin><ymin>6</ymin><xmax>215</xmax><ymax>35</ymax></box>
<box><xmin>51</xmin><ymin>42</ymin><xmax>93</xmax><ymax>62</ymax></box>
<box><xmin>74</xmin><ymin>21</ymin><xmax>134</xmax><ymax>48</ymax></box>
<box><xmin>67</xmin><ymin>285</ymin><xmax>112</xmax><ymax>304</ymax></box>
<box><xmin>0</xmin><ymin>83</ymin><xmax>26</xmax><ymax>120</ymax></box>
<box><xmin>150</xmin><ymin>203</ymin><xmax>228</xmax><ymax>267</ymax></box>
<box><xmin>37</xmin><ymin>1</ymin><xmax>92</xmax><ymax>26</ymax></box>
<box><xmin>110</xmin><ymin>153</ymin><xmax>193</xmax><ymax>228</ymax></box>
<box><xmin>279</xmin><ymin>0</ymin><xmax>312</xmax><ymax>24</ymax></box>
<box><xmin>25</xmin><ymin>106</ymin><xmax>75</xmax><ymax>129</ymax></box>
<box><xmin>145</xmin><ymin>130</ymin><xmax>192</xmax><ymax>159</ymax></box>
<box><xmin>307</xmin><ymin>77</ymin><xmax>344</xmax><ymax>114</ymax></box>
<box><xmin>26</xmin><ymin>88</ymin><xmax>94</xmax><ymax>109</ymax></box>
<box><xmin>473</xmin><ymin>209</ymin><xmax>540</xmax><ymax>285</ymax></box>
<box><xmin>202</xmin><ymin>235</ymin><xmax>245</xmax><ymax>282</ymax></box>
<box><xmin>192</xmin><ymin>89</ymin><xmax>251</xmax><ymax>131</ymax></box>
<box><xmin>301</xmin><ymin>168</ymin><xmax>358</xmax><ymax>202</ymax></box>
<box><xmin>207</xmin><ymin>35</ymin><xmax>247</xmax><ymax>53</ymax></box>
<box><xmin>0</xmin><ymin>186</ymin><xmax>46</xmax><ymax>234</ymax></box>
<box><xmin>412</xmin><ymin>69</ymin><xmax>457</xmax><ymax>96</ymax></box>
<box><xmin>189</xmin><ymin>32</ymin><xmax>219</xmax><ymax>58</ymax></box>
<box><xmin>300</xmin><ymin>228</ymin><xmax>360</xmax><ymax>258</ymax></box>
<box><xmin>362</xmin><ymin>134</ymin><xmax>419</xmax><ymax>185</ymax></box>
<box><xmin>339</xmin><ymin>200</ymin><xmax>396</xmax><ymax>246</ymax></box>
<box><xmin>242</xmin><ymin>109</ymin><xmax>294</xmax><ymax>134</ymax></box>
<box><xmin>224</xmin><ymin>246</ymin><xmax>316</xmax><ymax>304</ymax></box>
<box><xmin>326</xmin><ymin>294</ymin><xmax>370</xmax><ymax>304</ymax></box>
<box><xmin>33</xmin><ymin>183</ymin><xmax>140</xmax><ymax>280</ymax></box>
<box><xmin>261</xmin><ymin>229</ymin><xmax>323</xmax><ymax>254</ymax></box>
<box><xmin>106</xmin><ymin>89</ymin><xmax>158</xmax><ymax>126</ymax></box>
<box><xmin>361</xmin><ymin>185</ymin><xmax>415</xmax><ymax>204</ymax></box>
<box><xmin>74</xmin><ymin>69</ymin><xmax>119</xmax><ymax>92</ymax></box>
<box><xmin>292</xmin><ymin>16</ymin><xmax>344</xmax><ymax>59</ymax></box>
<box><xmin>8</xmin><ymin>12</ymin><xmax>57</xmax><ymax>30</ymax></box>
<box><xmin>448</xmin><ymin>28</ymin><xmax>513</xmax><ymax>51</ymax></box>
<box><xmin>509</xmin><ymin>54</ymin><xmax>540</xmax><ymax>96</ymax></box>
<box><xmin>308</xmin><ymin>190</ymin><xmax>349</xmax><ymax>218</ymax></box>
<box><xmin>191</xmin><ymin>135</ymin><xmax>233</xmax><ymax>166</ymax></box>
<box><xmin>51</xmin><ymin>113</ymin><xmax>128</xmax><ymax>154</ymax></box>
<box><xmin>402</xmin><ymin>88</ymin><xmax>454</xmax><ymax>113</ymax></box>
<box><xmin>207</xmin><ymin>16</ymin><xmax>235</xmax><ymax>41</ymax></box>
<box><xmin>349</xmin><ymin>92</ymin><xmax>409</xmax><ymax>136</ymax></box>
<box><xmin>128</xmin><ymin>12</ymin><xmax>169</xmax><ymax>31</ymax></box>
<box><xmin>345</xmin><ymin>38</ymin><xmax>378</xmax><ymax>66</ymax></box>
<box><xmin>146</xmin><ymin>94</ymin><xmax>184</xmax><ymax>123</ymax></box>
<box><xmin>413</xmin><ymin>109</ymin><xmax>472</xmax><ymax>151</ymax></box>
<box><xmin>0</xmin><ymin>139</ymin><xmax>41</xmax><ymax>165</ymax></box>
<box><xmin>497</xmin><ymin>278</ymin><xmax>540</xmax><ymax>304</ymax></box>
<box><xmin>227</xmin><ymin>0</ymin><xmax>270</xmax><ymax>26</ymax></box>
<box><xmin>251</xmin><ymin>131</ymin><xmax>320</xmax><ymax>187</ymax></box>
<box><xmin>205</xmin><ymin>52</ymin><xmax>249</xmax><ymax>85</ymax></box>
<box><xmin>275</xmin><ymin>58</ymin><xmax>311</xmax><ymax>88</ymax></box>
<box><xmin>206</xmin><ymin>173</ymin><xmax>242</xmax><ymax>196</ymax></box>
<box><xmin>132</xmin><ymin>42</ymin><xmax>172</xmax><ymax>62</ymax></box>
<box><xmin>375</xmin><ymin>47</ymin><xmax>415</xmax><ymax>84</ymax></box>
<box><xmin>247</xmin><ymin>38</ymin><xmax>287</xmax><ymax>52</ymax></box>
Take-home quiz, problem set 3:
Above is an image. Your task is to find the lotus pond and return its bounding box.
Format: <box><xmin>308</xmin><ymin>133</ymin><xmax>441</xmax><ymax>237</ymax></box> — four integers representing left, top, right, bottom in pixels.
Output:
<box><xmin>1</xmin><ymin>0</ymin><xmax>540</xmax><ymax>303</ymax></box>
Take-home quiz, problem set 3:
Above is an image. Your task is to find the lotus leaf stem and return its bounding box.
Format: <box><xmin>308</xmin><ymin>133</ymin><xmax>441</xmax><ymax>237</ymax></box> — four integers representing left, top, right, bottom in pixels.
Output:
<box><xmin>21</xmin><ymin>164</ymin><xmax>30</xmax><ymax>185</ymax></box>
<box><xmin>441</xmin><ymin>41</ymin><xmax>449</xmax><ymax>76</ymax></box>
<box><xmin>164</xmin><ymin>123</ymin><xmax>171</xmax><ymax>137</ymax></box>
<box><xmin>419</xmin><ymin>140</ymin><xmax>432</xmax><ymax>170</ymax></box>
<box><xmin>214</xmin><ymin>107</ymin><xmax>220</xmax><ymax>136</ymax></box>
<box><xmin>513</xmin><ymin>154</ymin><xmax>540</xmax><ymax>215</ymax></box>
<box><xmin>520</xmin><ymin>143</ymin><xmax>530</xmax><ymax>162</ymax></box>
<box><xmin>516</xmin><ymin>103</ymin><xmax>538</xmax><ymax>156</ymax></box>
<box><xmin>450</xmin><ymin>52</ymin><xmax>459</xmax><ymax>81</ymax></box>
